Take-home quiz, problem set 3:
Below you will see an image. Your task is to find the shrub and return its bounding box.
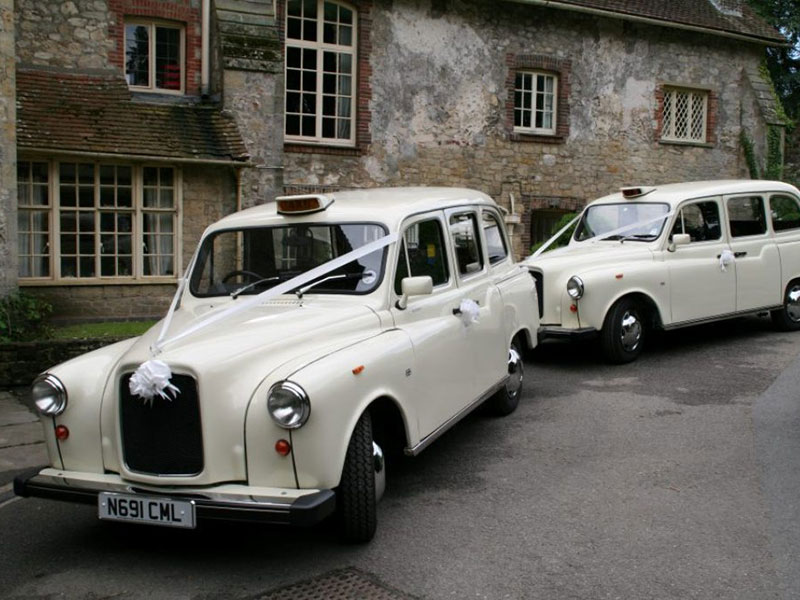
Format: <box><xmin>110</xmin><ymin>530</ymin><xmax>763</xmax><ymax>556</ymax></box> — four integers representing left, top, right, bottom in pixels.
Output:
<box><xmin>0</xmin><ymin>291</ymin><xmax>53</xmax><ymax>342</ymax></box>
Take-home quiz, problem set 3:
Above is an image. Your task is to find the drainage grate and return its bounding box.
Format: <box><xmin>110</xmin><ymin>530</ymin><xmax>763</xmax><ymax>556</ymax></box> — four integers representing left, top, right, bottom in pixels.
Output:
<box><xmin>255</xmin><ymin>567</ymin><xmax>417</xmax><ymax>600</ymax></box>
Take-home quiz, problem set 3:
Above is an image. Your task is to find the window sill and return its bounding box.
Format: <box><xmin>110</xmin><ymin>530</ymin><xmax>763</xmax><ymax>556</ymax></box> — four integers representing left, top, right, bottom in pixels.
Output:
<box><xmin>284</xmin><ymin>143</ymin><xmax>362</xmax><ymax>157</ymax></box>
<box><xmin>510</xmin><ymin>132</ymin><xmax>565</xmax><ymax>145</ymax></box>
<box><xmin>20</xmin><ymin>278</ymin><xmax>178</xmax><ymax>287</ymax></box>
<box><xmin>658</xmin><ymin>139</ymin><xmax>714</xmax><ymax>149</ymax></box>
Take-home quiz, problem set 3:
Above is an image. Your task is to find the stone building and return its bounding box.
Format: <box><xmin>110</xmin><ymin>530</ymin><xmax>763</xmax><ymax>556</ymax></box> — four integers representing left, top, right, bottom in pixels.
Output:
<box><xmin>0</xmin><ymin>0</ymin><xmax>787</xmax><ymax>321</ymax></box>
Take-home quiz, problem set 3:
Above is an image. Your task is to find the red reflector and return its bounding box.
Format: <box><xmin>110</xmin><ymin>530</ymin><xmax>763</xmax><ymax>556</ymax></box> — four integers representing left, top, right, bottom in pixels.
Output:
<box><xmin>55</xmin><ymin>425</ymin><xmax>69</xmax><ymax>441</ymax></box>
<box><xmin>352</xmin><ymin>365</ymin><xmax>365</xmax><ymax>375</ymax></box>
<box><xmin>569</xmin><ymin>304</ymin><xmax>578</xmax><ymax>313</ymax></box>
<box><xmin>275</xmin><ymin>439</ymin><xmax>291</xmax><ymax>456</ymax></box>
<box><xmin>615</xmin><ymin>273</ymin><xmax>623</xmax><ymax>279</ymax></box>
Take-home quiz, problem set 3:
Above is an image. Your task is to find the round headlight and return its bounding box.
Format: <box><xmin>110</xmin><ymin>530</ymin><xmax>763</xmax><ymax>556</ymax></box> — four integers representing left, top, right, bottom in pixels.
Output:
<box><xmin>267</xmin><ymin>381</ymin><xmax>310</xmax><ymax>429</ymax></box>
<box><xmin>567</xmin><ymin>276</ymin><xmax>585</xmax><ymax>300</ymax></box>
<box><xmin>32</xmin><ymin>374</ymin><xmax>68</xmax><ymax>416</ymax></box>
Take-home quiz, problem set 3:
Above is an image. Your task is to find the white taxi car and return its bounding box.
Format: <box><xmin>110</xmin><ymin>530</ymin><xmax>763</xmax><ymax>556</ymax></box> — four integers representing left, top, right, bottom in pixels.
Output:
<box><xmin>524</xmin><ymin>180</ymin><xmax>800</xmax><ymax>363</ymax></box>
<box><xmin>15</xmin><ymin>187</ymin><xmax>538</xmax><ymax>542</ymax></box>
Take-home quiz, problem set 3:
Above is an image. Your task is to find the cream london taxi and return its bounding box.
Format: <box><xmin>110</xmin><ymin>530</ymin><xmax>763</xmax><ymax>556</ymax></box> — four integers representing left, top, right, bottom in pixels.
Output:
<box><xmin>15</xmin><ymin>187</ymin><xmax>539</xmax><ymax>542</ymax></box>
<box><xmin>524</xmin><ymin>180</ymin><xmax>800</xmax><ymax>363</ymax></box>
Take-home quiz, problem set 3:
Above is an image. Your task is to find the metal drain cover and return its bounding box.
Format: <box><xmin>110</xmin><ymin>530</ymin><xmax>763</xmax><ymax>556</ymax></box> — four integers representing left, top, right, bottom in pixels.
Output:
<box><xmin>256</xmin><ymin>567</ymin><xmax>416</xmax><ymax>600</ymax></box>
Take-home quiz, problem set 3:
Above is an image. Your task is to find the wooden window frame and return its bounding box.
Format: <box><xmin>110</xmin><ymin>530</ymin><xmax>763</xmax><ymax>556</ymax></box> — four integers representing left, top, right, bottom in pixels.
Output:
<box><xmin>124</xmin><ymin>19</ymin><xmax>186</xmax><ymax>95</ymax></box>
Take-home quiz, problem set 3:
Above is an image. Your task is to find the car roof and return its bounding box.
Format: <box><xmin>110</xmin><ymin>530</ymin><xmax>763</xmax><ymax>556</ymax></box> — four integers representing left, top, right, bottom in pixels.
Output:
<box><xmin>205</xmin><ymin>187</ymin><xmax>499</xmax><ymax>233</ymax></box>
<box><xmin>589</xmin><ymin>180</ymin><xmax>800</xmax><ymax>210</ymax></box>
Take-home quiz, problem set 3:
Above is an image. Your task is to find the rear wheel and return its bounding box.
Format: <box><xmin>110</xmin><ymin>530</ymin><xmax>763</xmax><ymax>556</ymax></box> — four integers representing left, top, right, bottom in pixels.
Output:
<box><xmin>486</xmin><ymin>341</ymin><xmax>523</xmax><ymax>416</ymax></box>
<box><xmin>600</xmin><ymin>298</ymin><xmax>645</xmax><ymax>364</ymax></box>
<box><xmin>771</xmin><ymin>280</ymin><xmax>800</xmax><ymax>331</ymax></box>
<box><xmin>337</xmin><ymin>411</ymin><xmax>380</xmax><ymax>543</ymax></box>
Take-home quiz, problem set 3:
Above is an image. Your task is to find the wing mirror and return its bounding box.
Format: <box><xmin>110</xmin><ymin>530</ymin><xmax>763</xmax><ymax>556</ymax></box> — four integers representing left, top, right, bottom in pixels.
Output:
<box><xmin>396</xmin><ymin>276</ymin><xmax>433</xmax><ymax>310</ymax></box>
<box><xmin>668</xmin><ymin>233</ymin><xmax>691</xmax><ymax>252</ymax></box>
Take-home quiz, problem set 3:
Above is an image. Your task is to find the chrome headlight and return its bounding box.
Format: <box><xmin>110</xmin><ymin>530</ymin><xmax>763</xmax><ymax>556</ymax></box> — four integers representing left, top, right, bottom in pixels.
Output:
<box><xmin>267</xmin><ymin>381</ymin><xmax>310</xmax><ymax>429</ymax></box>
<box><xmin>566</xmin><ymin>276</ymin><xmax>585</xmax><ymax>300</ymax></box>
<box><xmin>31</xmin><ymin>374</ymin><xmax>68</xmax><ymax>416</ymax></box>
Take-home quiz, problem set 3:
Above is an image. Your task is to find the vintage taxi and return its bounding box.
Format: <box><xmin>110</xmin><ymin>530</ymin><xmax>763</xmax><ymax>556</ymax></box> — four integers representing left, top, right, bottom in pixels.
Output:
<box><xmin>524</xmin><ymin>180</ymin><xmax>800</xmax><ymax>363</ymax></box>
<box><xmin>15</xmin><ymin>187</ymin><xmax>539</xmax><ymax>542</ymax></box>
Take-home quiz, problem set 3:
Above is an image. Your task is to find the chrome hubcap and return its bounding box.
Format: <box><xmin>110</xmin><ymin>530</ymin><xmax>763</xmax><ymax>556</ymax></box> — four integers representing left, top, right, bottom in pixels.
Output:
<box><xmin>373</xmin><ymin>441</ymin><xmax>386</xmax><ymax>502</ymax></box>
<box><xmin>505</xmin><ymin>347</ymin><xmax>523</xmax><ymax>399</ymax></box>
<box><xmin>620</xmin><ymin>310</ymin><xmax>642</xmax><ymax>352</ymax></box>
<box><xmin>787</xmin><ymin>286</ymin><xmax>800</xmax><ymax>322</ymax></box>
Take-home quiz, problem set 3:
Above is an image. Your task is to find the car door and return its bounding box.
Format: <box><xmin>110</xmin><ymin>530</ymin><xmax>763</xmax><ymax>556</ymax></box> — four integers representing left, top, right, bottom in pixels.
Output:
<box><xmin>445</xmin><ymin>208</ymin><xmax>507</xmax><ymax>397</ymax></box>
<box><xmin>725</xmin><ymin>194</ymin><xmax>781</xmax><ymax>311</ymax></box>
<box><xmin>665</xmin><ymin>198</ymin><xmax>736</xmax><ymax>323</ymax></box>
<box><xmin>389</xmin><ymin>212</ymin><xmax>476</xmax><ymax>439</ymax></box>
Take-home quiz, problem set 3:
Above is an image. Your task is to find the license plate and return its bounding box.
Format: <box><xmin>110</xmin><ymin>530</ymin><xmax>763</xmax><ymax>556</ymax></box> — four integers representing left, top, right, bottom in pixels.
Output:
<box><xmin>98</xmin><ymin>492</ymin><xmax>196</xmax><ymax>529</ymax></box>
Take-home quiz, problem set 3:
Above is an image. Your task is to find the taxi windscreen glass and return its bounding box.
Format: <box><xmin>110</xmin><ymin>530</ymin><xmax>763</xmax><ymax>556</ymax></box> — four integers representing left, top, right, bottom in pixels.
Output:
<box><xmin>574</xmin><ymin>203</ymin><xmax>670</xmax><ymax>242</ymax></box>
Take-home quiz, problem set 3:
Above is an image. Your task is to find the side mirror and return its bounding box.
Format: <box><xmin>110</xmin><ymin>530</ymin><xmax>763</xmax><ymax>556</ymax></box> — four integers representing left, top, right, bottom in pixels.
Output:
<box><xmin>668</xmin><ymin>233</ymin><xmax>691</xmax><ymax>252</ymax></box>
<box><xmin>396</xmin><ymin>276</ymin><xmax>433</xmax><ymax>310</ymax></box>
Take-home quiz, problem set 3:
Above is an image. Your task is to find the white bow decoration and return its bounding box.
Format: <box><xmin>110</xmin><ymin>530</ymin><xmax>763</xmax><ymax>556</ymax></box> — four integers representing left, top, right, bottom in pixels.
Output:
<box><xmin>719</xmin><ymin>249</ymin><xmax>735</xmax><ymax>272</ymax></box>
<box><xmin>458</xmin><ymin>298</ymin><xmax>481</xmax><ymax>326</ymax></box>
<box><xmin>129</xmin><ymin>360</ymin><xmax>180</xmax><ymax>405</ymax></box>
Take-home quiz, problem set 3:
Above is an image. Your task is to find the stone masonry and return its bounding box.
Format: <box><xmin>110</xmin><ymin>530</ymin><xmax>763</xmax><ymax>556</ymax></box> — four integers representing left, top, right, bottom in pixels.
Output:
<box><xmin>282</xmin><ymin>0</ymin><xmax>776</xmax><ymax>257</ymax></box>
<box><xmin>0</xmin><ymin>0</ymin><xmax>16</xmax><ymax>297</ymax></box>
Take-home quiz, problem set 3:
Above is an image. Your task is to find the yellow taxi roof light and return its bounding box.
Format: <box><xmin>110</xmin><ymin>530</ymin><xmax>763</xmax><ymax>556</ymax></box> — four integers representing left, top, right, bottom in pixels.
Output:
<box><xmin>275</xmin><ymin>194</ymin><xmax>335</xmax><ymax>215</ymax></box>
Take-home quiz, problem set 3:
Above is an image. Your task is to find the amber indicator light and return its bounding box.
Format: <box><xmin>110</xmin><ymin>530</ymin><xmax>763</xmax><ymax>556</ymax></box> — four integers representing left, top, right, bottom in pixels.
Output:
<box><xmin>55</xmin><ymin>425</ymin><xmax>70</xmax><ymax>441</ymax></box>
<box><xmin>275</xmin><ymin>439</ymin><xmax>292</xmax><ymax>456</ymax></box>
<box><xmin>277</xmin><ymin>198</ymin><xmax>321</xmax><ymax>214</ymax></box>
<box><xmin>352</xmin><ymin>365</ymin><xmax>365</xmax><ymax>375</ymax></box>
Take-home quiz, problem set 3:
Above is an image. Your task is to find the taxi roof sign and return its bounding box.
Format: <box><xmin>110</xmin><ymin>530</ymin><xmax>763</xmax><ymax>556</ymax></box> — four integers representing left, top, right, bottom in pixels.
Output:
<box><xmin>275</xmin><ymin>194</ymin><xmax>335</xmax><ymax>215</ymax></box>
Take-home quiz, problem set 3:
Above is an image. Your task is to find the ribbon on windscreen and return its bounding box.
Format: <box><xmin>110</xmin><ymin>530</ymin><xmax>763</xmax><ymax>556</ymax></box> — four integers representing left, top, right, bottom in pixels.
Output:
<box><xmin>530</xmin><ymin>210</ymin><xmax>675</xmax><ymax>258</ymax></box>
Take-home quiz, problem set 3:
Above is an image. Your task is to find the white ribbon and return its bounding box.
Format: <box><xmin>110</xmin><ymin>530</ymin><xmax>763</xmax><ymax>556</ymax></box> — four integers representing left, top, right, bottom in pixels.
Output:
<box><xmin>531</xmin><ymin>211</ymin><xmax>675</xmax><ymax>258</ymax></box>
<box><xmin>150</xmin><ymin>231</ymin><xmax>399</xmax><ymax>355</ymax></box>
<box><xmin>129</xmin><ymin>359</ymin><xmax>180</xmax><ymax>404</ymax></box>
<box><xmin>458</xmin><ymin>298</ymin><xmax>480</xmax><ymax>326</ymax></box>
<box><xmin>719</xmin><ymin>249</ymin><xmax>735</xmax><ymax>272</ymax></box>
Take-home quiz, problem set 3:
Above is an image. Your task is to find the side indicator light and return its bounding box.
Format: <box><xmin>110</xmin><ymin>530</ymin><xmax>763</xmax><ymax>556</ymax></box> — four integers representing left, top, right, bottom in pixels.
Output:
<box><xmin>569</xmin><ymin>304</ymin><xmax>578</xmax><ymax>313</ymax></box>
<box><xmin>275</xmin><ymin>439</ymin><xmax>292</xmax><ymax>456</ymax></box>
<box><xmin>55</xmin><ymin>425</ymin><xmax>70</xmax><ymax>441</ymax></box>
<box><xmin>352</xmin><ymin>365</ymin><xmax>365</xmax><ymax>375</ymax></box>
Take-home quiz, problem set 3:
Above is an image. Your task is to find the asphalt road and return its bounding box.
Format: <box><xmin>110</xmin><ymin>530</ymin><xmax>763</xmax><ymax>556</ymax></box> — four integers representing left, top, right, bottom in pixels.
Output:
<box><xmin>1</xmin><ymin>315</ymin><xmax>799</xmax><ymax>599</ymax></box>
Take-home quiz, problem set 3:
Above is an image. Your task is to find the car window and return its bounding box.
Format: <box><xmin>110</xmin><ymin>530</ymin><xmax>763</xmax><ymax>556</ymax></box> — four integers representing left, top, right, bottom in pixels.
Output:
<box><xmin>394</xmin><ymin>218</ymin><xmax>450</xmax><ymax>295</ymax></box>
<box><xmin>728</xmin><ymin>196</ymin><xmax>767</xmax><ymax>237</ymax></box>
<box><xmin>482</xmin><ymin>211</ymin><xmax>508</xmax><ymax>265</ymax></box>
<box><xmin>671</xmin><ymin>201</ymin><xmax>721</xmax><ymax>242</ymax></box>
<box><xmin>770</xmin><ymin>195</ymin><xmax>800</xmax><ymax>232</ymax></box>
<box><xmin>449</xmin><ymin>212</ymin><xmax>484</xmax><ymax>276</ymax></box>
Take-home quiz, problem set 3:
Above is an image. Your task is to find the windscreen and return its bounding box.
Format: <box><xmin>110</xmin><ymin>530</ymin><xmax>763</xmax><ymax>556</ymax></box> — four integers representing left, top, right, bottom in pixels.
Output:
<box><xmin>190</xmin><ymin>223</ymin><xmax>388</xmax><ymax>297</ymax></box>
<box><xmin>574</xmin><ymin>202</ymin><xmax>670</xmax><ymax>242</ymax></box>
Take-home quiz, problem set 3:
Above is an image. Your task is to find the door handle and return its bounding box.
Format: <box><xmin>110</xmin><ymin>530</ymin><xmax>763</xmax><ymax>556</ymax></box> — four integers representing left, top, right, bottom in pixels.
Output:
<box><xmin>734</xmin><ymin>251</ymin><xmax>747</xmax><ymax>258</ymax></box>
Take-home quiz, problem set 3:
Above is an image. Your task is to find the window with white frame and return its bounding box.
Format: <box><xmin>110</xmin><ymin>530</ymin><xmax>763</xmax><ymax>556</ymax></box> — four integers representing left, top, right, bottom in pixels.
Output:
<box><xmin>661</xmin><ymin>87</ymin><xmax>708</xmax><ymax>143</ymax></box>
<box><xmin>125</xmin><ymin>21</ymin><xmax>184</xmax><ymax>92</ymax></box>
<box><xmin>285</xmin><ymin>0</ymin><xmax>357</xmax><ymax>145</ymax></box>
<box><xmin>17</xmin><ymin>160</ymin><xmax>179</xmax><ymax>282</ymax></box>
<box><xmin>514</xmin><ymin>71</ymin><xmax>557</xmax><ymax>135</ymax></box>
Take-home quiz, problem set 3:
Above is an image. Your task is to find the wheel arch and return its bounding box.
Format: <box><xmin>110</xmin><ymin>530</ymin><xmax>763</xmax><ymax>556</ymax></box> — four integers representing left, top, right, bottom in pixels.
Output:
<box><xmin>603</xmin><ymin>290</ymin><xmax>664</xmax><ymax>331</ymax></box>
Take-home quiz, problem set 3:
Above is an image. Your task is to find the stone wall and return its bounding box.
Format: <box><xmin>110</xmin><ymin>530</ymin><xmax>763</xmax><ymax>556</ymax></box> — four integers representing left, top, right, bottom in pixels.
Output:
<box><xmin>282</xmin><ymin>0</ymin><xmax>768</xmax><ymax>258</ymax></box>
<box><xmin>0</xmin><ymin>0</ymin><xmax>16</xmax><ymax>297</ymax></box>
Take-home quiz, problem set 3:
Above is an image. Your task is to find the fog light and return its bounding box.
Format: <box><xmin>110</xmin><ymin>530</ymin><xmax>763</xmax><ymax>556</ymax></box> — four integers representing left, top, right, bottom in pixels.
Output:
<box><xmin>275</xmin><ymin>439</ymin><xmax>291</xmax><ymax>456</ymax></box>
<box><xmin>55</xmin><ymin>425</ymin><xmax>70</xmax><ymax>441</ymax></box>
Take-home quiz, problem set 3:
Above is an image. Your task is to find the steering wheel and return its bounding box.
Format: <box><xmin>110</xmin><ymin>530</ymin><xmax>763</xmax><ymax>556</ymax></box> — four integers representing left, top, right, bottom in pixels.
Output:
<box><xmin>221</xmin><ymin>270</ymin><xmax>264</xmax><ymax>284</ymax></box>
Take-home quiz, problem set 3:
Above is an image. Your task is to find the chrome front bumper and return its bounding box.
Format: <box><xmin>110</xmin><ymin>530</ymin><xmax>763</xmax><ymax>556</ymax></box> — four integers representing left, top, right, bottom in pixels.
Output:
<box><xmin>14</xmin><ymin>467</ymin><xmax>335</xmax><ymax>527</ymax></box>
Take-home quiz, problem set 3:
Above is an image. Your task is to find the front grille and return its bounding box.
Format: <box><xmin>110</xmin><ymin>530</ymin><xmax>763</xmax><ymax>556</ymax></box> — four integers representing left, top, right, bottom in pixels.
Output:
<box><xmin>530</xmin><ymin>271</ymin><xmax>544</xmax><ymax>318</ymax></box>
<box><xmin>120</xmin><ymin>373</ymin><xmax>204</xmax><ymax>476</ymax></box>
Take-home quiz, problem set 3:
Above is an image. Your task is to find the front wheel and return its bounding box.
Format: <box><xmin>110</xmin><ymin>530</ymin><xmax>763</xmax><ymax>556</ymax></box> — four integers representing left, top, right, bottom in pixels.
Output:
<box><xmin>337</xmin><ymin>411</ymin><xmax>380</xmax><ymax>543</ymax></box>
<box><xmin>600</xmin><ymin>298</ymin><xmax>645</xmax><ymax>364</ymax></box>
<box><xmin>485</xmin><ymin>342</ymin><xmax>523</xmax><ymax>416</ymax></box>
<box><xmin>771</xmin><ymin>280</ymin><xmax>800</xmax><ymax>331</ymax></box>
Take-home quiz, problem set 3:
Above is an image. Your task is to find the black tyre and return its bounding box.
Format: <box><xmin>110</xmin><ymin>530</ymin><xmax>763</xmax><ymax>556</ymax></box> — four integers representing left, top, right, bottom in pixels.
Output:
<box><xmin>486</xmin><ymin>342</ymin><xmax>524</xmax><ymax>416</ymax></box>
<box><xmin>600</xmin><ymin>298</ymin><xmax>645</xmax><ymax>364</ymax></box>
<box><xmin>771</xmin><ymin>280</ymin><xmax>800</xmax><ymax>332</ymax></box>
<box><xmin>337</xmin><ymin>411</ymin><xmax>378</xmax><ymax>543</ymax></box>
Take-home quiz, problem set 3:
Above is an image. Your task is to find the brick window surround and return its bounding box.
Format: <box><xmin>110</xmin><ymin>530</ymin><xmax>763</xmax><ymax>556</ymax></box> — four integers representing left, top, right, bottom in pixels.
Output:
<box><xmin>277</xmin><ymin>0</ymin><xmax>373</xmax><ymax>156</ymax></box>
<box><xmin>108</xmin><ymin>0</ymin><xmax>202</xmax><ymax>97</ymax></box>
<box><xmin>655</xmin><ymin>84</ymin><xmax>717</xmax><ymax>146</ymax></box>
<box><xmin>506</xmin><ymin>54</ymin><xmax>571</xmax><ymax>144</ymax></box>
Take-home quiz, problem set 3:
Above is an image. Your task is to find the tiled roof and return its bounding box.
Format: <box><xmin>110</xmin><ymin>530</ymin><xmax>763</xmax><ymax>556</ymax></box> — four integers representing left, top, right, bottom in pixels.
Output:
<box><xmin>509</xmin><ymin>0</ymin><xmax>784</xmax><ymax>44</ymax></box>
<box><xmin>16</xmin><ymin>69</ymin><xmax>249</xmax><ymax>163</ymax></box>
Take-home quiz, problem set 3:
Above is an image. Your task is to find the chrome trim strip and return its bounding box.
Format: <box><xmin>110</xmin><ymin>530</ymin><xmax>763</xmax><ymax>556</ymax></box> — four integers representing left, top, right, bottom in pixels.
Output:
<box><xmin>404</xmin><ymin>376</ymin><xmax>507</xmax><ymax>457</ymax></box>
<box><xmin>663</xmin><ymin>305</ymin><xmax>782</xmax><ymax>330</ymax></box>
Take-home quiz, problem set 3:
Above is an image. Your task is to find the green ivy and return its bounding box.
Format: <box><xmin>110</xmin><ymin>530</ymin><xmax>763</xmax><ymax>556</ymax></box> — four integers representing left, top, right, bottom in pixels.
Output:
<box><xmin>530</xmin><ymin>212</ymin><xmax>578</xmax><ymax>254</ymax></box>
<box><xmin>0</xmin><ymin>291</ymin><xmax>53</xmax><ymax>342</ymax></box>
<box><xmin>759</xmin><ymin>62</ymin><xmax>794</xmax><ymax>127</ymax></box>
<box><xmin>765</xmin><ymin>126</ymin><xmax>785</xmax><ymax>180</ymax></box>
<box><xmin>741</xmin><ymin>131</ymin><xmax>761</xmax><ymax>179</ymax></box>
